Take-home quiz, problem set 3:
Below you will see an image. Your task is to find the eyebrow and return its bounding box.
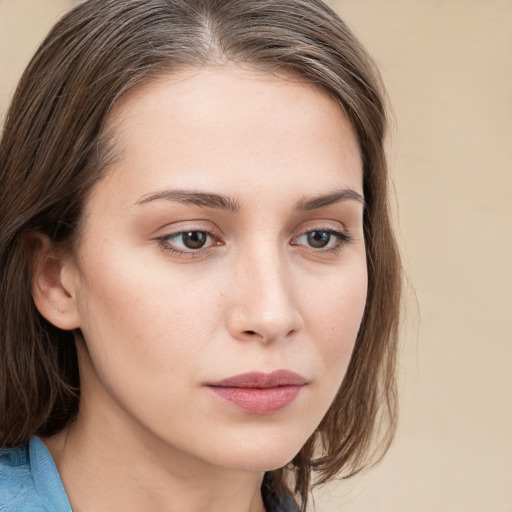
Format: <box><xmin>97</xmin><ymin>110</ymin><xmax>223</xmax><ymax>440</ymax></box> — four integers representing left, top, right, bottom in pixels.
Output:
<box><xmin>136</xmin><ymin>189</ymin><xmax>241</xmax><ymax>212</ymax></box>
<box><xmin>135</xmin><ymin>187</ymin><xmax>364</xmax><ymax>212</ymax></box>
<box><xmin>294</xmin><ymin>189</ymin><xmax>365</xmax><ymax>210</ymax></box>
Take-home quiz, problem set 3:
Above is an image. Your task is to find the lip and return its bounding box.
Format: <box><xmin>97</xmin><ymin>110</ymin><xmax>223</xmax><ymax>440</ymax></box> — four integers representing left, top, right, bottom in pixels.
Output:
<box><xmin>206</xmin><ymin>370</ymin><xmax>307</xmax><ymax>415</ymax></box>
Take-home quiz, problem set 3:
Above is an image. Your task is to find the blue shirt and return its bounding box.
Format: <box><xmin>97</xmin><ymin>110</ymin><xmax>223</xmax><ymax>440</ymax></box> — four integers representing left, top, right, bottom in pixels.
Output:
<box><xmin>0</xmin><ymin>437</ymin><xmax>72</xmax><ymax>511</ymax></box>
<box><xmin>0</xmin><ymin>437</ymin><xmax>297</xmax><ymax>512</ymax></box>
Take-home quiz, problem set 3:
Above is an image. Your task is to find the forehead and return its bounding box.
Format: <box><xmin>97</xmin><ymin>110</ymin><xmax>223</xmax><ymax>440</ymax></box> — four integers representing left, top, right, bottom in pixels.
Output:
<box><xmin>95</xmin><ymin>65</ymin><xmax>363</xmax><ymax>207</ymax></box>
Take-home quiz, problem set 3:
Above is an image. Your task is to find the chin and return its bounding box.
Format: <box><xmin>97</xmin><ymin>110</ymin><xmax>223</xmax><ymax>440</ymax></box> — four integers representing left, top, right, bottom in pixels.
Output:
<box><xmin>202</xmin><ymin>427</ymin><xmax>310</xmax><ymax>473</ymax></box>
<box><xmin>218</xmin><ymin>451</ymin><xmax>299</xmax><ymax>473</ymax></box>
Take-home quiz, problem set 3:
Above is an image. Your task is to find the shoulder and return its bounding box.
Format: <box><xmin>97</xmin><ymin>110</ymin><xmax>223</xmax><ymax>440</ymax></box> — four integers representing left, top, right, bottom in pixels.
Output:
<box><xmin>0</xmin><ymin>443</ymin><xmax>46</xmax><ymax>511</ymax></box>
<box><xmin>0</xmin><ymin>438</ymin><xmax>71</xmax><ymax>512</ymax></box>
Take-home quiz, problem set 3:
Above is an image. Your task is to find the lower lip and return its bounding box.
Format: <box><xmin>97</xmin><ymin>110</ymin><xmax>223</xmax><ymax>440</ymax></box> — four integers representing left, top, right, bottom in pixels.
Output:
<box><xmin>208</xmin><ymin>385</ymin><xmax>303</xmax><ymax>414</ymax></box>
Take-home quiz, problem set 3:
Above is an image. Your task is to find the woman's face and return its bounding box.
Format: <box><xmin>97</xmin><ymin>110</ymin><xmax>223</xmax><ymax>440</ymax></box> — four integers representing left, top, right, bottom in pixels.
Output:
<box><xmin>64</xmin><ymin>66</ymin><xmax>367</xmax><ymax>471</ymax></box>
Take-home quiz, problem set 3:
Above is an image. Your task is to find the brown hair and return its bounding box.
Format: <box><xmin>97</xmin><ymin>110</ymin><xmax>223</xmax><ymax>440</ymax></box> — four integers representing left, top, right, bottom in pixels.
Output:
<box><xmin>0</xmin><ymin>0</ymin><xmax>401</xmax><ymax>509</ymax></box>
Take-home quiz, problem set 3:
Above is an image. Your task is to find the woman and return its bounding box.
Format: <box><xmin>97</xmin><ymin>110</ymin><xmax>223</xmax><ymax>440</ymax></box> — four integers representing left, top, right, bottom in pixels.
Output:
<box><xmin>0</xmin><ymin>1</ymin><xmax>401</xmax><ymax>511</ymax></box>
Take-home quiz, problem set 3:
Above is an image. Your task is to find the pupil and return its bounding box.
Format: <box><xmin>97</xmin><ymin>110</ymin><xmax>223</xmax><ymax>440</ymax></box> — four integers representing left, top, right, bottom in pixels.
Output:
<box><xmin>308</xmin><ymin>231</ymin><xmax>330</xmax><ymax>248</ymax></box>
<box><xmin>183</xmin><ymin>231</ymin><xmax>207</xmax><ymax>249</ymax></box>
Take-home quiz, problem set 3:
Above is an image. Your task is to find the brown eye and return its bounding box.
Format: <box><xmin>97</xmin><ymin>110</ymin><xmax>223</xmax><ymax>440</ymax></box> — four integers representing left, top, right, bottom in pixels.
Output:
<box><xmin>181</xmin><ymin>231</ymin><xmax>208</xmax><ymax>249</ymax></box>
<box><xmin>160</xmin><ymin>230</ymin><xmax>215</xmax><ymax>253</ymax></box>
<box><xmin>306</xmin><ymin>230</ymin><xmax>331</xmax><ymax>248</ymax></box>
<box><xmin>291</xmin><ymin>228</ymin><xmax>352</xmax><ymax>253</ymax></box>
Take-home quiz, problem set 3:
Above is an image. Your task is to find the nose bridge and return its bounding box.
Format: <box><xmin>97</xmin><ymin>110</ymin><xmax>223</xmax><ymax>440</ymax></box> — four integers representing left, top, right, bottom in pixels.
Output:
<box><xmin>245</xmin><ymin>241</ymin><xmax>289</xmax><ymax>307</ymax></box>
<box><xmin>228</xmin><ymin>235</ymin><xmax>302</xmax><ymax>342</ymax></box>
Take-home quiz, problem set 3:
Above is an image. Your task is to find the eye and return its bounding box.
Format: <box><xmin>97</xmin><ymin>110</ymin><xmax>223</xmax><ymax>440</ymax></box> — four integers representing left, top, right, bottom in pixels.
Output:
<box><xmin>159</xmin><ymin>230</ymin><xmax>218</xmax><ymax>253</ymax></box>
<box><xmin>292</xmin><ymin>229</ymin><xmax>352</xmax><ymax>252</ymax></box>
<box><xmin>178</xmin><ymin>231</ymin><xmax>209</xmax><ymax>249</ymax></box>
<box><xmin>305</xmin><ymin>230</ymin><xmax>332</xmax><ymax>248</ymax></box>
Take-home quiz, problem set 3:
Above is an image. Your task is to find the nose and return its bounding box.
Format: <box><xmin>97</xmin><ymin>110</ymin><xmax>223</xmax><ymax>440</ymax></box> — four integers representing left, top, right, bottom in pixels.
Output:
<box><xmin>225</xmin><ymin>245</ymin><xmax>304</xmax><ymax>344</ymax></box>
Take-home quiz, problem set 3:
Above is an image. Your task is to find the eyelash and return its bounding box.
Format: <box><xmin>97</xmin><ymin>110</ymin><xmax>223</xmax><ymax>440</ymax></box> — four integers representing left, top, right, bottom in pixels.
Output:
<box><xmin>290</xmin><ymin>228</ymin><xmax>353</xmax><ymax>255</ymax></box>
<box><xmin>157</xmin><ymin>230</ymin><xmax>221</xmax><ymax>258</ymax></box>
<box><xmin>157</xmin><ymin>227</ymin><xmax>353</xmax><ymax>258</ymax></box>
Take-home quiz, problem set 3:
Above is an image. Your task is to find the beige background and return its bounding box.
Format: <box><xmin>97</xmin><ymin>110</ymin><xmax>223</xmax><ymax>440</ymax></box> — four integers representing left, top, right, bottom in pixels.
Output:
<box><xmin>1</xmin><ymin>1</ymin><xmax>511</xmax><ymax>511</ymax></box>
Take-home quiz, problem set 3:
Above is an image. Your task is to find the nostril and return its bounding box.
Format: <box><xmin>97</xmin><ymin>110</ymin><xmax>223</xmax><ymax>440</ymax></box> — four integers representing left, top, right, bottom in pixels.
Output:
<box><xmin>245</xmin><ymin>330</ymin><xmax>257</xmax><ymax>336</ymax></box>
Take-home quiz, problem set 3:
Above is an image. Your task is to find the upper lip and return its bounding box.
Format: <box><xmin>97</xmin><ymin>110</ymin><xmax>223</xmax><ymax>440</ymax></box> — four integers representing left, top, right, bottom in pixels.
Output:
<box><xmin>207</xmin><ymin>370</ymin><xmax>307</xmax><ymax>388</ymax></box>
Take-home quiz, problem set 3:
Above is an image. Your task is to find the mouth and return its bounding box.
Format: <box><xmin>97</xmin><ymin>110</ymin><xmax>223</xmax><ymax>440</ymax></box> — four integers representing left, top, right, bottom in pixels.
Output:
<box><xmin>206</xmin><ymin>370</ymin><xmax>307</xmax><ymax>415</ymax></box>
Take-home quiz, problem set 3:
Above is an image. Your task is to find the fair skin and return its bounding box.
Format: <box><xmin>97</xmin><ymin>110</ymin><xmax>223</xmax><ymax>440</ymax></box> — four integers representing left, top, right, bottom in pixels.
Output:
<box><xmin>34</xmin><ymin>66</ymin><xmax>367</xmax><ymax>512</ymax></box>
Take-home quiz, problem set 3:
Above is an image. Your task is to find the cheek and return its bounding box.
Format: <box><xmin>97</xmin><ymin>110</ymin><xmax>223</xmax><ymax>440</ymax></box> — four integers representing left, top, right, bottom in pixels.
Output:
<box><xmin>73</xmin><ymin>267</ymin><xmax>219</xmax><ymax>438</ymax></box>
<box><xmin>303</xmin><ymin>265</ymin><xmax>368</xmax><ymax>376</ymax></box>
<box><xmin>74</xmin><ymin>254</ymin><xmax>219</xmax><ymax>387</ymax></box>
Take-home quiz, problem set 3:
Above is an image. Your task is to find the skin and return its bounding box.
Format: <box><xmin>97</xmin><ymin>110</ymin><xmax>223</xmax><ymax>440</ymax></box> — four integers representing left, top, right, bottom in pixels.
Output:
<box><xmin>35</xmin><ymin>66</ymin><xmax>367</xmax><ymax>512</ymax></box>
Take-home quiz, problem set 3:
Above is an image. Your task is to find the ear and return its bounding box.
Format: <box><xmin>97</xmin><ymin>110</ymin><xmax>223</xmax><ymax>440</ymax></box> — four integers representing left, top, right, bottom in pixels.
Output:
<box><xmin>30</xmin><ymin>233</ymin><xmax>82</xmax><ymax>331</ymax></box>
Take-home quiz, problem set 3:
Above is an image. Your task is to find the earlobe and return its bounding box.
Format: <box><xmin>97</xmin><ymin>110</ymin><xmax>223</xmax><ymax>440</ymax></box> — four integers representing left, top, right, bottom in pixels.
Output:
<box><xmin>30</xmin><ymin>233</ymin><xmax>81</xmax><ymax>331</ymax></box>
